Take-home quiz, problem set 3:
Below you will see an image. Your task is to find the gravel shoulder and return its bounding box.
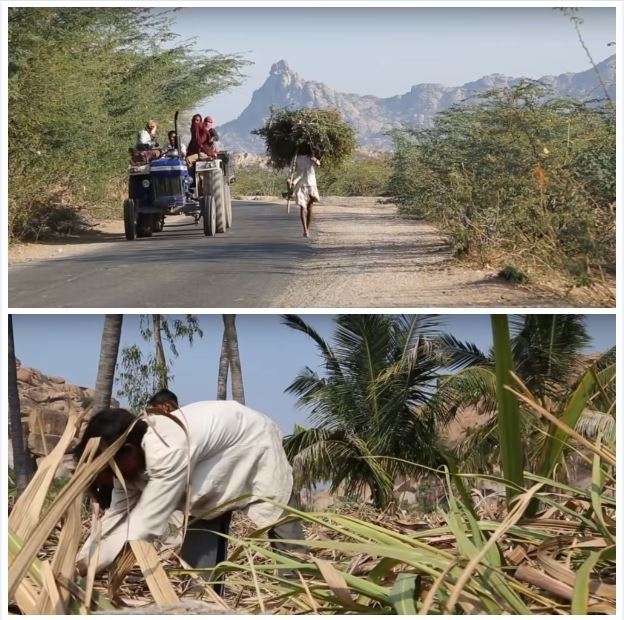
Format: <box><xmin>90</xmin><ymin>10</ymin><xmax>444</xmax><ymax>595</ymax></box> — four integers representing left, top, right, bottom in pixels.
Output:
<box><xmin>270</xmin><ymin>197</ymin><xmax>611</xmax><ymax>308</ymax></box>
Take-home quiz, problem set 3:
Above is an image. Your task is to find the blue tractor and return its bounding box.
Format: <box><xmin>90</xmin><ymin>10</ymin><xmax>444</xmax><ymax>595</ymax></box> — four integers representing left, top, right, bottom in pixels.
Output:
<box><xmin>123</xmin><ymin>112</ymin><xmax>233</xmax><ymax>240</ymax></box>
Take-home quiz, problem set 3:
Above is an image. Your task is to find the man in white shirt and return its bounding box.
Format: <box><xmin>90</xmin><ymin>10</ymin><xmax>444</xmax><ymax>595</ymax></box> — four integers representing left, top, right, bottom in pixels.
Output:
<box><xmin>75</xmin><ymin>397</ymin><xmax>306</xmax><ymax>595</ymax></box>
<box><xmin>136</xmin><ymin>119</ymin><xmax>160</xmax><ymax>150</ymax></box>
<box><xmin>291</xmin><ymin>144</ymin><xmax>321</xmax><ymax>238</ymax></box>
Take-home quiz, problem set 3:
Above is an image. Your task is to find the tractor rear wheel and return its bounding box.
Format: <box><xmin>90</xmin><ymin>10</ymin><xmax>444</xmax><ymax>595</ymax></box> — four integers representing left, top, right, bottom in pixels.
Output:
<box><xmin>123</xmin><ymin>199</ymin><xmax>136</xmax><ymax>240</ymax></box>
<box><xmin>206</xmin><ymin>168</ymin><xmax>226</xmax><ymax>233</ymax></box>
<box><xmin>203</xmin><ymin>194</ymin><xmax>216</xmax><ymax>236</ymax></box>
<box><xmin>225</xmin><ymin>184</ymin><xmax>232</xmax><ymax>229</ymax></box>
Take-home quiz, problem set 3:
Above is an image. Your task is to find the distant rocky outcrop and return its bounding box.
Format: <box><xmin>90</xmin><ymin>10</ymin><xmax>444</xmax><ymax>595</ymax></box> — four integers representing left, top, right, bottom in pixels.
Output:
<box><xmin>8</xmin><ymin>361</ymin><xmax>117</xmax><ymax>475</ymax></box>
<box><xmin>220</xmin><ymin>55</ymin><xmax>616</xmax><ymax>153</ymax></box>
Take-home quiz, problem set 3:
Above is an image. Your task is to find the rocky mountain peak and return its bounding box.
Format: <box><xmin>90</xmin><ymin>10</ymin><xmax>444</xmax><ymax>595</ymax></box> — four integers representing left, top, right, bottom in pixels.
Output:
<box><xmin>219</xmin><ymin>55</ymin><xmax>616</xmax><ymax>155</ymax></box>
<box><xmin>270</xmin><ymin>59</ymin><xmax>294</xmax><ymax>76</ymax></box>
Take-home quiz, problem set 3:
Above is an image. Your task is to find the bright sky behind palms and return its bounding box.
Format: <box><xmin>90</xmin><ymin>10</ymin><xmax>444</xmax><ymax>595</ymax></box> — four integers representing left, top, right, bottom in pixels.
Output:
<box><xmin>11</xmin><ymin>314</ymin><xmax>615</xmax><ymax>434</ymax></box>
<box><xmin>167</xmin><ymin>5</ymin><xmax>616</xmax><ymax>123</ymax></box>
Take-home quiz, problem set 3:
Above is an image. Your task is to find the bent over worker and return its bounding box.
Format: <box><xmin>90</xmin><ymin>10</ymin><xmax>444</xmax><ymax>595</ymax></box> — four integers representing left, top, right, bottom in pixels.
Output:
<box><xmin>75</xmin><ymin>399</ymin><xmax>306</xmax><ymax>595</ymax></box>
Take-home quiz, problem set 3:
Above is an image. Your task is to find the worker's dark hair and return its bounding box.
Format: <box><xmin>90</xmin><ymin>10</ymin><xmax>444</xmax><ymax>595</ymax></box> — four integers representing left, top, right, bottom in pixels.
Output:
<box><xmin>298</xmin><ymin>143</ymin><xmax>312</xmax><ymax>156</ymax></box>
<box><xmin>73</xmin><ymin>408</ymin><xmax>147</xmax><ymax>510</ymax></box>
<box><xmin>73</xmin><ymin>408</ymin><xmax>148</xmax><ymax>462</ymax></box>
<box><xmin>147</xmin><ymin>389</ymin><xmax>179</xmax><ymax>408</ymax></box>
<box><xmin>167</xmin><ymin>130</ymin><xmax>176</xmax><ymax>139</ymax></box>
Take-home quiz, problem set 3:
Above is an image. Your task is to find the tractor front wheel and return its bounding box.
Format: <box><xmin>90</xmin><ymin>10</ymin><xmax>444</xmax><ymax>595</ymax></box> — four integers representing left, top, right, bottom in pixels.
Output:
<box><xmin>136</xmin><ymin>213</ymin><xmax>153</xmax><ymax>238</ymax></box>
<box><xmin>152</xmin><ymin>215</ymin><xmax>164</xmax><ymax>233</ymax></box>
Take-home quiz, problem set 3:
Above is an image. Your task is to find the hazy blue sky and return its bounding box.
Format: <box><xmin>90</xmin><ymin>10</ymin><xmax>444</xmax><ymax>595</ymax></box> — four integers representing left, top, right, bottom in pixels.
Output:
<box><xmin>167</xmin><ymin>6</ymin><xmax>616</xmax><ymax>123</ymax></box>
<box><xmin>11</xmin><ymin>314</ymin><xmax>615</xmax><ymax>434</ymax></box>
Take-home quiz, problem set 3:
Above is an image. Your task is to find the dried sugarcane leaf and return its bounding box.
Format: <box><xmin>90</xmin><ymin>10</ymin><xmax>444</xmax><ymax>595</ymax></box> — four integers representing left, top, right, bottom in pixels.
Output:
<box><xmin>9</xmin><ymin>411</ymin><xmax>83</xmax><ymax>538</ymax></box>
<box><xmin>83</xmin><ymin>509</ymin><xmax>102</xmax><ymax>613</ymax></box>
<box><xmin>312</xmin><ymin>557</ymin><xmax>359</xmax><ymax>609</ymax></box>
<box><xmin>130</xmin><ymin>539</ymin><xmax>179</xmax><ymax>606</ymax></box>
<box><xmin>445</xmin><ymin>484</ymin><xmax>541</xmax><ymax>614</ymax></box>
<box><xmin>108</xmin><ymin>545</ymin><xmax>137</xmax><ymax>605</ymax></box>
<box><xmin>37</xmin><ymin>560</ymin><xmax>64</xmax><ymax>614</ymax></box>
<box><xmin>13</xmin><ymin>578</ymin><xmax>40</xmax><ymax>615</ymax></box>
<box><xmin>8</xmin><ymin>426</ymin><xmax>135</xmax><ymax>599</ymax></box>
<box><xmin>35</xmin><ymin>491</ymin><xmax>83</xmax><ymax>613</ymax></box>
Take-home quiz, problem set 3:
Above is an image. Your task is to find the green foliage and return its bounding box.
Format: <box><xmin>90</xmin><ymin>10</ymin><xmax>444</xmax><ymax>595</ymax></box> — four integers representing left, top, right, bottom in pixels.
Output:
<box><xmin>8</xmin><ymin>7</ymin><xmax>249</xmax><ymax>240</ymax></box>
<box><xmin>232</xmin><ymin>165</ymin><xmax>289</xmax><ymax>198</ymax></box>
<box><xmin>234</xmin><ymin>153</ymin><xmax>391</xmax><ymax>198</ymax></box>
<box><xmin>317</xmin><ymin>153</ymin><xmax>392</xmax><ymax>196</ymax></box>
<box><xmin>498</xmin><ymin>265</ymin><xmax>530</xmax><ymax>284</ymax></box>
<box><xmin>282</xmin><ymin>314</ymin><xmax>449</xmax><ymax>507</ymax></box>
<box><xmin>387</xmin><ymin>83</ymin><xmax>615</xmax><ymax>281</ymax></box>
<box><xmin>212</xmin><ymin>466</ymin><xmax>615</xmax><ymax>614</ymax></box>
<box><xmin>490</xmin><ymin>315</ymin><xmax>524</xmax><ymax>503</ymax></box>
<box><xmin>116</xmin><ymin>314</ymin><xmax>203</xmax><ymax>411</ymax></box>
<box><xmin>253</xmin><ymin>107</ymin><xmax>357</xmax><ymax>169</ymax></box>
<box><xmin>435</xmin><ymin>315</ymin><xmax>615</xmax><ymax>475</ymax></box>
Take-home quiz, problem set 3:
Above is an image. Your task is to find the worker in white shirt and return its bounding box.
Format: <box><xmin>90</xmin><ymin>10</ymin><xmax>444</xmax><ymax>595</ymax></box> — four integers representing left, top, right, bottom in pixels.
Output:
<box><xmin>291</xmin><ymin>143</ymin><xmax>321</xmax><ymax>238</ymax></box>
<box><xmin>75</xmin><ymin>394</ymin><xmax>306</xmax><ymax>595</ymax></box>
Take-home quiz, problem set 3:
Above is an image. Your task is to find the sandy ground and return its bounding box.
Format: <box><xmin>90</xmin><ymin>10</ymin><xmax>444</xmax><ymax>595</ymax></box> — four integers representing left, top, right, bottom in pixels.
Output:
<box><xmin>9</xmin><ymin>197</ymin><xmax>613</xmax><ymax>307</ymax></box>
<box><xmin>8</xmin><ymin>221</ymin><xmax>125</xmax><ymax>266</ymax></box>
<box><xmin>271</xmin><ymin>197</ymin><xmax>610</xmax><ymax>308</ymax></box>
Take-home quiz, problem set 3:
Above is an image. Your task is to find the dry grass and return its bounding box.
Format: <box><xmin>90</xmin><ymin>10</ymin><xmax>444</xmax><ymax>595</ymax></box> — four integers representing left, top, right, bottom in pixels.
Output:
<box><xmin>7</xmin><ymin>402</ymin><xmax>616</xmax><ymax>614</ymax></box>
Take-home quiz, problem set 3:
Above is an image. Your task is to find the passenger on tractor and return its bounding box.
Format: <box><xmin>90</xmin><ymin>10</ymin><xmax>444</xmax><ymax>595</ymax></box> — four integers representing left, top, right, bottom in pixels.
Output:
<box><xmin>202</xmin><ymin>115</ymin><xmax>220</xmax><ymax>158</ymax></box>
<box><xmin>167</xmin><ymin>130</ymin><xmax>187</xmax><ymax>156</ymax></box>
<box><xmin>186</xmin><ymin>113</ymin><xmax>205</xmax><ymax>159</ymax></box>
<box><xmin>136</xmin><ymin>119</ymin><xmax>160</xmax><ymax>150</ymax></box>
<box><xmin>130</xmin><ymin>119</ymin><xmax>162</xmax><ymax>164</ymax></box>
<box><xmin>186</xmin><ymin>113</ymin><xmax>220</xmax><ymax>189</ymax></box>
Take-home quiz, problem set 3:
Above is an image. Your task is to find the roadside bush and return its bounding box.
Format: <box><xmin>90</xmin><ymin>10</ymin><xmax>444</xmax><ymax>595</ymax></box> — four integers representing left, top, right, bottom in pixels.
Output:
<box><xmin>318</xmin><ymin>153</ymin><xmax>391</xmax><ymax>196</ymax></box>
<box><xmin>387</xmin><ymin>82</ymin><xmax>615</xmax><ymax>282</ymax></box>
<box><xmin>8</xmin><ymin>7</ymin><xmax>249</xmax><ymax>241</ymax></box>
<box><xmin>232</xmin><ymin>164</ymin><xmax>289</xmax><ymax>198</ymax></box>
<box><xmin>8</xmin><ymin>188</ymin><xmax>91</xmax><ymax>242</ymax></box>
<box><xmin>234</xmin><ymin>153</ymin><xmax>391</xmax><ymax>198</ymax></box>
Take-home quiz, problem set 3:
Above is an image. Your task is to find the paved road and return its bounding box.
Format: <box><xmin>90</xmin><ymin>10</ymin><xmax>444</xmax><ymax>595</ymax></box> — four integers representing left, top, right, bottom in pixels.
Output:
<box><xmin>9</xmin><ymin>202</ymin><xmax>313</xmax><ymax>308</ymax></box>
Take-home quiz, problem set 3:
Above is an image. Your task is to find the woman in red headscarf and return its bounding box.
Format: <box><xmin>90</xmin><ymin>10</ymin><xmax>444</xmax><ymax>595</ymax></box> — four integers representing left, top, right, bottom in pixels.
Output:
<box><xmin>200</xmin><ymin>116</ymin><xmax>219</xmax><ymax>159</ymax></box>
<box><xmin>186</xmin><ymin>113</ymin><xmax>205</xmax><ymax>157</ymax></box>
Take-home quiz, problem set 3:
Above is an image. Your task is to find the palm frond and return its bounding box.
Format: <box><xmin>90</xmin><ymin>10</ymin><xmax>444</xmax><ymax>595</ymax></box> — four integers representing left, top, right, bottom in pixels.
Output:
<box><xmin>575</xmin><ymin>409</ymin><xmax>616</xmax><ymax>443</ymax></box>
<box><xmin>282</xmin><ymin>315</ymin><xmax>342</xmax><ymax>376</ymax></box>
<box><xmin>434</xmin><ymin>333</ymin><xmax>490</xmax><ymax>371</ymax></box>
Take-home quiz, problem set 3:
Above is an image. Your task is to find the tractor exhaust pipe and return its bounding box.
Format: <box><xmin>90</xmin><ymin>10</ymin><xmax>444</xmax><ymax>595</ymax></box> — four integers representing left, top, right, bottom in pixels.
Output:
<box><xmin>174</xmin><ymin>110</ymin><xmax>180</xmax><ymax>152</ymax></box>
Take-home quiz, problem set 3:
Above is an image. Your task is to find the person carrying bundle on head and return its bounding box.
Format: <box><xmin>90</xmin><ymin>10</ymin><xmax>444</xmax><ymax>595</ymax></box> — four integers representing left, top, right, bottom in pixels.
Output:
<box><xmin>290</xmin><ymin>143</ymin><xmax>321</xmax><ymax>238</ymax></box>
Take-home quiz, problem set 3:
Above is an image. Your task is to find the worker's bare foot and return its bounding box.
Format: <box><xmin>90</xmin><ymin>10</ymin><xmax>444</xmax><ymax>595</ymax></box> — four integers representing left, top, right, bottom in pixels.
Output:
<box><xmin>303</xmin><ymin>231</ymin><xmax>309</xmax><ymax>238</ymax></box>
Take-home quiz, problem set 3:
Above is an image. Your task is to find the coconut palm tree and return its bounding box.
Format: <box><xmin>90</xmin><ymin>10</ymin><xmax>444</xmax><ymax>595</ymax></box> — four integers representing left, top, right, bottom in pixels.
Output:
<box><xmin>218</xmin><ymin>315</ymin><xmax>245</xmax><ymax>403</ymax></box>
<box><xmin>282</xmin><ymin>314</ymin><xmax>448</xmax><ymax>508</ymax></box>
<box><xmin>8</xmin><ymin>315</ymin><xmax>32</xmax><ymax>492</ymax></box>
<box><xmin>217</xmin><ymin>330</ymin><xmax>230</xmax><ymax>400</ymax></box>
<box><xmin>93</xmin><ymin>315</ymin><xmax>123</xmax><ymax>414</ymax></box>
<box><xmin>152</xmin><ymin>314</ymin><xmax>168</xmax><ymax>390</ymax></box>
<box><xmin>435</xmin><ymin>314</ymin><xmax>614</xmax><ymax>473</ymax></box>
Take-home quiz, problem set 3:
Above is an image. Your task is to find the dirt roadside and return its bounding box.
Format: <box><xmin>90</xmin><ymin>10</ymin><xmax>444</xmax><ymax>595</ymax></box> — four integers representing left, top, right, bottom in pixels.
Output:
<box><xmin>8</xmin><ymin>221</ymin><xmax>125</xmax><ymax>266</ymax></box>
<box><xmin>8</xmin><ymin>197</ymin><xmax>613</xmax><ymax>307</ymax></box>
<box><xmin>270</xmin><ymin>197</ymin><xmax>612</xmax><ymax>308</ymax></box>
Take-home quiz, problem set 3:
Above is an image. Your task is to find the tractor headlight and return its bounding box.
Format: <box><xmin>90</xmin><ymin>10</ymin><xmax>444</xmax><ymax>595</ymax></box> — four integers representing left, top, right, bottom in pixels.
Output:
<box><xmin>142</xmin><ymin>179</ymin><xmax>150</xmax><ymax>188</ymax></box>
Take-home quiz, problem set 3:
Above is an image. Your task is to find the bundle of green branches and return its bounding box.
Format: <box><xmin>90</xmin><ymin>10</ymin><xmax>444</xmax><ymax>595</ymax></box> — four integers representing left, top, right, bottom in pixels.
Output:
<box><xmin>253</xmin><ymin>107</ymin><xmax>357</xmax><ymax>169</ymax></box>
